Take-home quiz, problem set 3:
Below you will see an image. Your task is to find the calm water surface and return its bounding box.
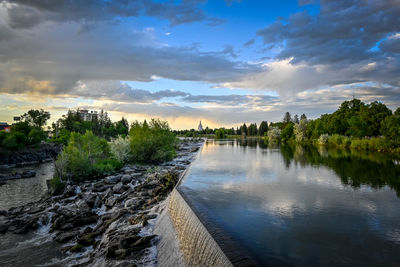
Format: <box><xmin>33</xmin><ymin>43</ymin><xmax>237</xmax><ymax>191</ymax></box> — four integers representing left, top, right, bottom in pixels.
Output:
<box><xmin>0</xmin><ymin>162</ymin><xmax>54</xmax><ymax>210</ymax></box>
<box><xmin>179</xmin><ymin>139</ymin><xmax>400</xmax><ymax>266</ymax></box>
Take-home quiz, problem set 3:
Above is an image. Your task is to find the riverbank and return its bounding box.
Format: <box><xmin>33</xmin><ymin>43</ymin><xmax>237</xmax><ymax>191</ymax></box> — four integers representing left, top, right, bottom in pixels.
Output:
<box><xmin>0</xmin><ymin>143</ymin><xmax>62</xmax><ymax>169</ymax></box>
<box><xmin>0</xmin><ymin>138</ymin><xmax>204</xmax><ymax>266</ymax></box>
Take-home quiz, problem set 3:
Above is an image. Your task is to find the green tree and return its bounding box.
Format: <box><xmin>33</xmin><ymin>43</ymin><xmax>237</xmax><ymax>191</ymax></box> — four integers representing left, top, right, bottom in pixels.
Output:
<box><xmin>347</xmin><ymin>116</ymin><xmax>367</xmax><ymax>138</ymax></box>
<box><xmin>258</xmin><ymin>121</ymin><xmax>269</xmax><ymax>136</ymax></box>
<box><xmin>21</xmin><ymin>109</ymin><xmax>50</xmax><ymax>129</ymax></box>
<box><xmin>281</xmin><ymin>123</ymin><xmax>294</xmax><ymax>143</ymax></box>
<box><xmin>381</xmin><ymin>115</ymin><xmax>400</xmax><ymax>141</ymax></box>
<box><xmin>283</xmin><ymin>112</ymin><xmax>292</xmax><ymax>124</ymax></box>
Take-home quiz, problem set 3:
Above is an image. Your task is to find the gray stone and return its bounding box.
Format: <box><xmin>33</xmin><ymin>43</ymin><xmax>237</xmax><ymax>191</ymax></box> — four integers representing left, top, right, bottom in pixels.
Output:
<box><xmin>105</xmin><ymin>175</ymin><xmax>120</xmax><ymax>184</ymax></box>
<box><xmin>113</xmin><ymin>182</ymin><xmax>124</xmax><ymax>194</ymax></box>
<box><xmin>121</xmin><ymin>175</ymin><xmax>131</xmax><ymax>184</ymax></box>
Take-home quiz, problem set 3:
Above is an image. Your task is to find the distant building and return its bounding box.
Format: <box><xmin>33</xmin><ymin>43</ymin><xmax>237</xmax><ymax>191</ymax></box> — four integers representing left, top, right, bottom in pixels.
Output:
<box><xmin>0</xmin><ymin>122</ymin><xmax>9</xmax><ymax>131</ymax></box>
<box><xmin>78</xmin><ymin>109</ymin><xmax>98</xmax><ymax>121</ymax></box>
<box><xmin>198</xmin><ymin>120</ymin><xmax>203</xmax><ymax>131</ymax></box>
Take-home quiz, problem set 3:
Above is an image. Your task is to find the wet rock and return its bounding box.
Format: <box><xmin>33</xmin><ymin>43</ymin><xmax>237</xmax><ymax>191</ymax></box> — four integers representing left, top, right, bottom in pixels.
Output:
<box><xmin>105</xmin><ymin>196</ymin><xmax>117</xmax><ymax>208</ymax></box>
<box><xmin>113</xmin><ymin>182</ymin><xmax>124</xmax><ymax>194</ymax></box>
<box><xmin>59</xmin><ymin>223</ymin><xmax>74</xmax><ymax>231</ymax></box>
<box><xmin>105</xmin><ymin>175</ymin><xmax>120</xmax><ymax>184</ymax></box>
<box><xmin>115</xmin><ymin>249</ymin><xmax>128</xmax><ymax>260</ymax></box>
<box><xmin>0</xmin><ymin>222</ymin><xmax>8</xmax><ymax>233</ymax></box>
<box><xmin>77</xmin><ymin>232</ymin><xmax>96</xmax><ymax>246</ymax></box>
<box><xmin>70</xmin><ymin>244</ymin><xmax>84</xmax><ymax>253</ymax></box>
<box><xmin>83</xmin><ymin>193</ymin><xmax>97</xmax><ymax>208</ymax></box>
<box><xmin>21</xmin><ymin>170</ymin><xmax>36</xmax><ymax>178</ymax></box>
<box><xmin>55</xmin><ymin>231</ymin><xmax>77</xmax><ymax>243</ymax></box>
<box><xmin>121</xmin><ymin>175</ymin><xmax>131</xmax><ymax>184</ymax></box>
<box><xmin>129</xmin><ymin>235</ymin><xmax>156</xmax><ymax>251</ymax></box>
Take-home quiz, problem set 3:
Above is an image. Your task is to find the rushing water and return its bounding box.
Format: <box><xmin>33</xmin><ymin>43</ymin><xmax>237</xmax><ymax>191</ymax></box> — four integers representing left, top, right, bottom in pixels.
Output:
<box><xmin>179</xmin><ymin>139</ymin><xmax>400</xmax><ymax>266</ymax></box>
<box><xmin>0</xmin><ymin>162</ymin><xmax>54</xmax><ymax>210</ymax></box>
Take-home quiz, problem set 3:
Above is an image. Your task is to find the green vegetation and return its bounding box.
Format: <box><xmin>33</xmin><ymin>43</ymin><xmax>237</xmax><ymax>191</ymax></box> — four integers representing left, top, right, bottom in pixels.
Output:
<box><xmin>55</xmin><ymin>131</ymin><xmax>121</xmax><ymax>182</ymax></box>
<box><xmin>215</xmin><ymin>128</ymin><xmax>227</xmax><ymax>139</ymax></box>
<box><xmin>130</xmin><ymin>119</ymin><xmax>177</xmax><ymax>163</ymax></box>
<box><xmin>261</xmin><ymin>99</ymin><xmax>400</xmax><ymax>155</ymax></box>
<box><xmin>50</xmin><ymin>109</ymin><xmax>129</xmax><ymax>144</ymax></box>
<box><xmin>0</xmin><ymin>109</ymin><xmax>50</xmax><ymax>150</ymax></box>
<box><xmin>51</xmin><ymin>118</ymin><xmax>177</xmax><ymax>191</ymax></box>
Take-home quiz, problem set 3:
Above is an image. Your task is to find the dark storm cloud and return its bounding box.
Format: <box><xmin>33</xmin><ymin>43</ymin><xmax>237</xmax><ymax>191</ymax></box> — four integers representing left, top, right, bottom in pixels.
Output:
<box><xmin>182</xmin><ymin>94</ymin><xmax>277</xmax><ymax>105</ymax></box>
<box><xmin>380</xmin><ymin>36</ymin><xmax>400</xmax><ymax>54</ymax></box>
<box><xmin>3</xmin><ymin>0</ymin><xmax>212</xmax><ymax>28</ymax></box>
<box><xmin>257</xmin><ymin>0</ymin><xmax>400</xmax><ymax>65</ymax></box>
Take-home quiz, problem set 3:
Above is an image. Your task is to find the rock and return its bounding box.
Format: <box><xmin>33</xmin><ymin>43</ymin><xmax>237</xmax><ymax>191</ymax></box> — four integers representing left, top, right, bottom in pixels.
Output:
<box><xmin>70</xmin><ymin>244</ymin><xmax>84</xmax><ymax>253</ymax></box>
<box><xmin>129</xmin><ymin>235</ymin><xmax>156</xmax><ymax>251</ymax></box>
<box><xmin>59</xmin><ymin>223</ymin><xmax>74</xmax><ymax>231</ymax></box>
<box><xmin>21</xmin><ymin>170</ymin><xmax>36</xmax><ymax>178</ymax></box>
<box><xmin>0</xmin><ymin>222</ymin><xmax>8</xmax><ymax>233</ymax></box>
<box><xmin>55</xmin><ymin>231</ymin><xmax>77</xmax><ymax>243</ymax></box>
<box><xmin>62</xmin><ymin>185</ymin><xmax>76</xmax><ymax>198</ymax></box>
<box><xmin>112</xmin><ymin>182</ymin><xmax>124</xmax><ymax>194</ymax></box>
<box><xmin>105</xmin><ymin>196</ymin><xmax>117</xmax><ymax>208</ymax></box>
<box><xmin>121</xmin><ymin>175</ymin><xmax>131</xmax><ymax>184</ymax></box>
<box><xmin>121</xmin><ymin>235</ymin><xmax>140</xmax><ymax>248</ymax></box>
<box><xmin>124</xmin><ymin>199</ymin><xmax>138</xmax><ymax>209</ymax></box>
<box><xmin>83</xmin><ymin>193</ymin><xmax>97</xmax><ymax>208</ymax></box>
<box><xmin>77</xmin><ymin>233</ymin><xmax>96</xmax><ymax>246</ymax></box>
<box><xmin>130</xmin><ymin>172</ymin><xmax>142</xmax><ymax>178</ymax></box>
<box><xmin>105</xmin><ymin>175</ymin><xmax>120</xmax><ymax>184</ymax></box>
<box><xmin>115</xmin><ymin>249</ymin><xmax>128</xmax><ymax>260</ymax></box>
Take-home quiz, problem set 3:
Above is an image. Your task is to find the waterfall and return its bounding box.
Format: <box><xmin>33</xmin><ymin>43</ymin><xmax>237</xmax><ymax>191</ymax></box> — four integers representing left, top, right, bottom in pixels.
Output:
<box><xmin>166</xmin><ymin>189</ymin><xmax>233</xmax><ymax>267</ymax></box>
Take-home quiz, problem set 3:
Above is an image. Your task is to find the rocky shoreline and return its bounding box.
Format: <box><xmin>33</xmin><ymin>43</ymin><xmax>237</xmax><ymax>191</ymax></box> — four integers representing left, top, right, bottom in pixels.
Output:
<box><xmin>0</xmin><ymin>143</ymin><xmax>62</xmax><ymax>169</ymax></box>
<box><xmin>0</xmin><ymin>138</ymin><xmax>203</xmax><ymax>266</ymax></box>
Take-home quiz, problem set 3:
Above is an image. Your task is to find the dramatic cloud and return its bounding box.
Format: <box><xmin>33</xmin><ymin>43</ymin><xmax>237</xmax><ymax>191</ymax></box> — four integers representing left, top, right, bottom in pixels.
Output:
<box><xmin>3</xmin><ymin>0</ymin><xmax>212</xmax><ymax>28</ymax></box>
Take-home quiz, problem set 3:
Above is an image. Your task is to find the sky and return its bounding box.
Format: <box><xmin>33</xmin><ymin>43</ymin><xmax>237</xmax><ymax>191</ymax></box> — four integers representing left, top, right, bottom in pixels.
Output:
<box><xmin>0</xmin><ymin>0</ymin><xmax>399</xmax><ymax>129</ymax></box>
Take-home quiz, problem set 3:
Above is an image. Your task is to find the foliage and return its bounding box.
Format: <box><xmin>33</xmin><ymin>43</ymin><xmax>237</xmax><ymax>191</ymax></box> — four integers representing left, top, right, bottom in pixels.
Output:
<box><xmin>381</xmin><ymin>114</ymin><xmax>400</xmax><ymax>141</ymax></box>
<box><xmin>1</xmin><ymin>132</ymin><xmax>27</xmax><ymax>150</ymax></box>
<box><xmin>55</xmin><ymin>131</ymin><xmax>119</xmax><ymax>181</ymax></box>
<box><xmin>318</xmin><ymin>134</ymin><xmax>329</xmax><ymax>145</ymax></box>
<box><xmin>258</xmin><ymin>121</ymin><xmax>269</xmax><ymax>136</ymax></box>
<box><xmin>110</xmin><ymin>136</ymin><xmax>131</xmax><ymax>163</ymax></box>
<box><xmin>215</xmin><ymin>128</ymin><xmax>226</xmax><ymax>139</ymax></box>
<box><xmin>247</xmin><ymin>123</ymin><xmax>258</xmax><ymax>136</ymax></box>
<box><xmin>294</xmin><ymin>119</ymin><xmax>308</xmax><ymax>143</ymax></box>
<box><xmin>281</xmin><ymin>123</ymin><xmax>294</xmax><ymax>143</ymax></box>
<box><xmin>54</xmin><ymin>109</ymin><xmax>129</xmax><ymax>141</ymax></box>
<box><xmin>129</xmin><ymin>119</ymin><xmax>177</xmax><ymax>163</ymax></box>
<box><xmin>267</xmin><ymin>127</ymin><xmax>281</xmax><ymax>144</ymax></box>
<box><xmin>28</xmin><ymin>128</ymin><xmax>46</xmax><ymax>145</ymax></box>
<box><xmin>48</xmin><ymin>176</ymin><xmax>65</xmax><ymax>195</ymax></box>
<box><xmin>21</xmin><ymin>109</ymin><xmax>50</xmax><ymax>128</ymax></box>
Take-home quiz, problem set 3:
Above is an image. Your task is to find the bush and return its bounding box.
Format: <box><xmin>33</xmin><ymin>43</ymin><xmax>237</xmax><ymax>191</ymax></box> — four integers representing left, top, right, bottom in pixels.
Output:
<box><xmin>215</xmin><ymin>128</ymin><xmax>226</xmax><ymax>139</ymax></box>
<box><xmin>318</xmin><ymin>134</ymin><xmax>329</xmax><ymax>145</ymax></box>
<box><xmin>52</xmin><ymin>129</ymin><xmax>71</xmax><ymax>146</ymax></box>
<box><xmin>110</xmin><ymin>136</ymin><xmax>131</xmax><ymax>163</ymax></box>
<box><xmin>130</xmin><ymin>119</ymin><xmax>177</xmax><ymax>163</ymax></box>
<box><xmin>55</xmin><ymin>131</ymin><xmax>117</xmax><ymax>181</ymax></box>
<box><xmin>2</xmin><ymin>132</ymin><xmax>27</xmax><ymax>150</ymax></box>
<box><xmin>28</xmin><ymin>128</ymin><xmax>46</xmax><ymax>145</ymax></box>
<box><xmin>268</xmin><ymin>127</ymin><xmax>281</xmax><ymax>144</ymax></box>
<box><xmin>350</xmin><ymin>139</ymin><xmax>369</xmax><ymax>151</ymax></box>
<box><xmin>48</xmin><ymin>176</ymin><xmax>65</xmax><ymax>195</ymax></box>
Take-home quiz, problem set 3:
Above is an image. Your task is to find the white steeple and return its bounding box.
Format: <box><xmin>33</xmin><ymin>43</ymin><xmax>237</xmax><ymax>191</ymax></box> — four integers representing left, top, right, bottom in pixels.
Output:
<box><xmin>198</xmin><ymin>120</ymin><xmax>203</xmax><ymax>131</ymax></box>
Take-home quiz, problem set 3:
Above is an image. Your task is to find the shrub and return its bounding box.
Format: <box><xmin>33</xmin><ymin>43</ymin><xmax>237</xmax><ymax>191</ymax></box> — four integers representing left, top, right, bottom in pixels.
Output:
<box><xmin>110</xmin><ymin>136</ymin><xmax>131</xmax><ymax>163</ymax></box>
<box><xmin>48</xmin><ymin>176</ymin><xmax>65</xmax><ymax>195</ymax></box>
<box><xmin>329</xmin><ymin>134</ymin><xmax>343</xmax><ymax>146</ymax></box>
<box><xmin>55</xmin><ymin>131</ymin><xmax>117</xmax><ymax>181</ymax></box>
<box><xmin>267</xmin><ymin>127</ymin><xmax>281</xmax><ymax>144</ymax></box>
<box><xmin>281</xmin><ymin>123</ymin><xmax>294</xmax><ymax>143</ymax></box>
<box><xmin>52</xmin><ymin>129</ymin><xmax>71</xmax><ymax>146</ymax></box>
<box><xmin>28</xmin><ymin>128</ymin><xmax>46</xmax><ymax>145</ymax></box>
<box><xmin>2</xmin><ymin>132</ymin><xmax>27</xmax><ymax>150</ymax></box>
<box><xmin>294</xmin><ymin>119</ymin><xmax>308</xmax><ymax>143</ymax></box>
<box><xmin>350</xmin><ymin>139</ymin><xmax>369</xmax><ymax>151</ymax></box>
<box><xmin>318</xmin><ymin>134</ymin><xmax>329</xmax><ymax>145</ymax></box>
<box><xmin>130</xmin><ymin>119</ymin><xmax>177</xmax><ymax>163</ymax></box>
<box><xmin>215</xmin><ymin>128</ymin><xmax>226</xmax><ymax>139</ymax></box>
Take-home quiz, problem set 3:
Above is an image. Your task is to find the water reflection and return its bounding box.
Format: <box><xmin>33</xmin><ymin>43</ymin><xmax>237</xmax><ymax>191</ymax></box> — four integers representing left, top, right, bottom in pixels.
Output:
<box><xmin>180</xmin><ymin>139</ymin><xmax>400</xmax><ymax>266</ymax></box>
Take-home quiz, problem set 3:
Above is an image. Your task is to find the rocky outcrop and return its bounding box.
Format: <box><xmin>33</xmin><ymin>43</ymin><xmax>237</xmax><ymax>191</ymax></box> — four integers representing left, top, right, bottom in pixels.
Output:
<box><xmin>0</xmin><ymin>138</ymin><xmax>204</xmax><ymax>266</ymax></box>
<box><xmin>0</xmin><ymin>143</ymin><xmax>62</xmax><ymax>168</ymax></box>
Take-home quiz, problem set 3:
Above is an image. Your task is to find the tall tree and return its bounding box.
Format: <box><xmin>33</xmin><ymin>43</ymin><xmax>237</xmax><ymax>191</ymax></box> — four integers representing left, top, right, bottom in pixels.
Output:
<box><xmin>283</xmin><ymin>112</ymin><xmax>292</xmax><ymax>124</ymax></box>
<box><xmin>258</xmin><ymin>121</ymin><xmax>269</xmax><ymax>136</ymax></box>
<box><xmin>21</xmin><ymin>109</ymin><xmax>50</xmax><ymax>129</ymax></box>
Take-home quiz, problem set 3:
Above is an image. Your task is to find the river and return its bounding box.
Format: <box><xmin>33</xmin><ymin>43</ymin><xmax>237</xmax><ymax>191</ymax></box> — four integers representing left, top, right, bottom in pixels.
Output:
<box><xmin>0</xmin><ymin>162</ymin><xmax>54</xmax><ymax>210</ymax></box>
<box><xmin>179</xmin><ymin>139</ymin><xmax>400</xmax><ymax>266</ymax></box>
